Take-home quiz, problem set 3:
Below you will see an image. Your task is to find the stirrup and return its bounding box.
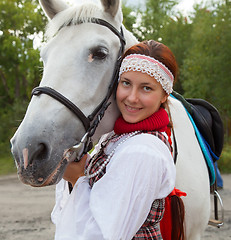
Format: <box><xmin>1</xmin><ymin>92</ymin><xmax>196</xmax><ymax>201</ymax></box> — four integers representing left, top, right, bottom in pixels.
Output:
<box><xmin>208</xmin><ymin>190</ymin><xmax>224</xmax><ymax>228</ymax></box>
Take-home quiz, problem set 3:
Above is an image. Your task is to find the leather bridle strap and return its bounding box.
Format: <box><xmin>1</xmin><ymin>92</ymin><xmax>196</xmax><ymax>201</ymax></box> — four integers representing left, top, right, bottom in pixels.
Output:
<box><xmin>32</xmin><ymin>86</ymin><xmax>90</xmax><ymax>131</ymax></box>
<box><xmin>91</xmin><ymin>18</ymin><xmax>125</xmax><ymax>45</ymax></box>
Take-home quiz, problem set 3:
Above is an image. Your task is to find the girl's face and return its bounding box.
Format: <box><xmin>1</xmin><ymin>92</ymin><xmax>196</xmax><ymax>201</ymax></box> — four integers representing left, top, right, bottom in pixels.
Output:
<box><xmin>116</xmin><ymin>71</ymin><xmax>167</xmax><ymax>123</ymax></box>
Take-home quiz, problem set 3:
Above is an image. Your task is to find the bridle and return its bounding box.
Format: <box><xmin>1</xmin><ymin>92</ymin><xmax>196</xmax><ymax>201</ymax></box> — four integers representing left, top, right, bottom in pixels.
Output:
<box><xmin>31</xmin><ymin>18</ymin><xmax>126</xmax><ymax>161</ymax></box>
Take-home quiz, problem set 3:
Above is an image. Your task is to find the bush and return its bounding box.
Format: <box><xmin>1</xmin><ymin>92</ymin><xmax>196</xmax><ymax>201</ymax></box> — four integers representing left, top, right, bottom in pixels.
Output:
<box><xmin>0</xmin><ymin>100</ymin><xmax>28</xmax><ymax>151</ymax></box>
<box><xmin>0</xmin><ymin>100</ymin><xmax>29</xmax><ymax>176</ymax></box>
<box><xmin>0</xmin><ymin>155</ymin><xmax>16</xmax><ymax>175</ymax></box>
<box><xmin>217</xmin><ymin>144</ymin><xmax>231</xmax><ymax>173</ymax></box>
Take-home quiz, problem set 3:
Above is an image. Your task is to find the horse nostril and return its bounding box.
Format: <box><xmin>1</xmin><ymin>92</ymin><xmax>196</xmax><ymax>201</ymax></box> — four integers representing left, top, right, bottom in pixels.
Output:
<box><xmin>30</xmin><ymin>143</ymin><xmax>48</xmax><ymax>164</ymax></box>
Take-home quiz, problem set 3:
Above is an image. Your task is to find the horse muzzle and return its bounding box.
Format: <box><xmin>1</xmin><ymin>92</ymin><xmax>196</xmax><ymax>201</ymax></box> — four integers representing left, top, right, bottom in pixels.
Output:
<box><xmin>10</xmin><ymin>134</ymin><xmax>68</xmax><ymax>187</ymax></box>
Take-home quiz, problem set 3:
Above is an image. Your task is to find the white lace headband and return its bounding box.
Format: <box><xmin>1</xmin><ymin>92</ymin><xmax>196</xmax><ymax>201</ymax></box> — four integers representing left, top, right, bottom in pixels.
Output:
<box><xmin>119</xmin><ymin>54</ymin><xmax>174</xmax><ymax>94</ymax></box>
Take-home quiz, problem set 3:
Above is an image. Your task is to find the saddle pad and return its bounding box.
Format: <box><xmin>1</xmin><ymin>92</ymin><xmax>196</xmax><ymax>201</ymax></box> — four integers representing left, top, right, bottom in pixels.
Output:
<box><xmin>186</xmin><ymin>110</ymin><xmax>216</xmax><ymax>185</ymax></box>
<box><xmin>170</xmin><ymin>95</ymin><xmax>215</xmax><ymax>185</ymax></box>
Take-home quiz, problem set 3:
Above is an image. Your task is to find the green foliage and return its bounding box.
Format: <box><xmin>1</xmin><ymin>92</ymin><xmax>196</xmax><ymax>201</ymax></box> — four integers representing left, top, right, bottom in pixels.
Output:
<box><xmin>218</xmin><ymin>144</ymin><xmax>231</xmax><ymax>173</ymax></box>
<box><xmin>0</xmin><ymin>100</ymin><xmax>29</xmax><ymax>154</ymax></box>
<box><xmin>181</xmin><ymin>2</ymin><xmax>231</xmax><ymax>116</ymax></box>
<box><xmin>159</xmin><ymin>15</ymin><xmax>192</xmax><ymax>92</ymax></box>
<box><xmin>0</xmin><ymin>101</ymin><xmax>24</xmax><ymax>175</ymax></box>
<box><xmin>0</xmin><ymin>0</ymin><xmax>46</xmax><ymax>102</ymax></box>
<box><xmin>0</xmin><ymin>99</ymin><xmax>29</xmax><ymax>175</ymax></box>
<box><xmin>121</xmin><ymin>3</ymin><xmax>137</xmax><ymax>34</ymax></box>
<box><xmin>0</xmin><ymin>0</ymin><xmax>47</xmax><ymax>162</ymax></box>
<box><xmin>0</xmin><ymin>155</ymin><xmax>16</xmax><ymax>175</ymax></box>
<box><xmin>136</xmin><ymin>0</ymin><xmax>178</xmax><ymax>41</ymax></box>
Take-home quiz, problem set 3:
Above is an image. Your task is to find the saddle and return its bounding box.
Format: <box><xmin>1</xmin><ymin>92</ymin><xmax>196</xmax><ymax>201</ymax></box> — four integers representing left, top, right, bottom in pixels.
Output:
<box><xmin>171</xmin><ymin>91</ymin><xmax>224</xmax><ymax>162</ymax></box>
<box><xmin>171</xmin><ymin>92</ymin><xmax>225</xmax><ymax>228</ymax></box>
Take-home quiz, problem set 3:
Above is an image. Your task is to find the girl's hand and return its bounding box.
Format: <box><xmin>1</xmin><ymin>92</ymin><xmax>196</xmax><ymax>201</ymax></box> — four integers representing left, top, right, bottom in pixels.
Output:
<box><xmin>63</xmin><ymin>154</ymin><xmax>88</xmax><ymax>186</ymax></box>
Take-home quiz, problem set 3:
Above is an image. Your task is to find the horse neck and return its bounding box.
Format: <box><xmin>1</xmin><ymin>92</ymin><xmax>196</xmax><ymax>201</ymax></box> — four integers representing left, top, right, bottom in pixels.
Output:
<box><xmin>92</xmin><ymin>95</ymin><xmax>120</xmax><ymax>143</ymax></box>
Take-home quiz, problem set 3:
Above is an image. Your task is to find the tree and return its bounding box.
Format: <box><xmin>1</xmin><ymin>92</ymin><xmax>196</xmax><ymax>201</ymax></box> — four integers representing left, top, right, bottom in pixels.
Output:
<box><xmin>122</xmin><ymin>3</ymin><xmax>137</xmax><ymax>36</ymax></box>
<box><xmin>136</xmin><ymin>0</ymin><xmax>178</xmax><ymax>41</ymax></box>
<box><xmin>0</xmin><ymin>0</ymin><xmax>47</xmax><ymax>156</ymax></box>
<box><xmin>181</xmin><ymin>7</ymin><xmax>215</xmax><ymax>99</ymax></box>
<box><xmin>181</xmin><ymin>2</ymin><xmax>231</xmax><ymax>108</ymax></box>
<box><xmin>181</xmin><ymin>1</ymin><xmax>231</xmax><ymax>136</ymax></box>
<box><xmin>0</xmin><ymin>0</ymin><xmax>47</xmax><ymax>104</ymax></box>
<box><xmin>158</xmin><ymin>14</ymin><xmax>192</xmax><ymax>93</ymax></box>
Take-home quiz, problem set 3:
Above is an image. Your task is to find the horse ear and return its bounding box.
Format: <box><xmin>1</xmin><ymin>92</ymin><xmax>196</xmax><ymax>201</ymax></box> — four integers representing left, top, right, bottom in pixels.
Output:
<box><xmin>100</xmin><ymin>0</ymin><xmax>120</xmax><ymax>17</ymax></box>
<box><xmin>39</xmin><ymin>0</ymin><xmax>68</xmax><ymax>19</ymax></box>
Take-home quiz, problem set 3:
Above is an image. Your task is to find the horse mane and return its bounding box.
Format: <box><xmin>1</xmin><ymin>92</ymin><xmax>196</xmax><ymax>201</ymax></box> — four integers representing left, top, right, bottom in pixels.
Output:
<box><xmin>45</xmin><ymin>2</ymin><xmax>105</xmax><ymax>39</ymax></box>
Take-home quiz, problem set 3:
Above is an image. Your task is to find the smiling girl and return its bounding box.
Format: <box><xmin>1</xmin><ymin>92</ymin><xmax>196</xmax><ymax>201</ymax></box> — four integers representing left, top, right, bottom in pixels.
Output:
<box><xmin>52</xmin><ymin>40</ymin><xmax>185</xmax><ymax>240</ymax></box>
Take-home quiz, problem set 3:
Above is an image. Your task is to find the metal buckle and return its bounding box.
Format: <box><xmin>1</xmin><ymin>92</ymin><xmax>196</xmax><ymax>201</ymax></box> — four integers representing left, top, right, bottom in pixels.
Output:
<box><xmin>63</xmin><ymin>132</ymin><xmax>91</xmax><ymax>162</ymax></box>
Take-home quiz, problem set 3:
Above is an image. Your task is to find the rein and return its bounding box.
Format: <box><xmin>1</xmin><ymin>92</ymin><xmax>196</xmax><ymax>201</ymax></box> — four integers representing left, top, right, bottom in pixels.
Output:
<box><xmin>31</xmin><ymin>18</ymin><xmax>126</xmax><ymax>161</ymax></box>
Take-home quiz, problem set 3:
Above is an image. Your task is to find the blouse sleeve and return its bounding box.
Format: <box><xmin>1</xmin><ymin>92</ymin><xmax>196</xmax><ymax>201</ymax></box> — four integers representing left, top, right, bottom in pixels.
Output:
<box><xmin>52</xmin><ymin>134</ymin><xmax>175</xmax><ymax>240</ymax></box>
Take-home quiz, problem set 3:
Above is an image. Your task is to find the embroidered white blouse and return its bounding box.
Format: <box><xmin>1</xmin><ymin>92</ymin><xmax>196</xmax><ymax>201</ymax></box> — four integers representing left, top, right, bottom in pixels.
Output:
<box><xmin>51</xmin><ymin>132</ymin><xmax>176</xmax><ymax>240</ymax></box>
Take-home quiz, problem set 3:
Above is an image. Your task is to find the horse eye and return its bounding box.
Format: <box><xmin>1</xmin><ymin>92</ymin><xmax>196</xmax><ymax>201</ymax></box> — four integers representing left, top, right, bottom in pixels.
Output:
<box><xmin>91</xmin><ymin>47</ymin><xmax>109</xmax><ymax>60</ymax></box>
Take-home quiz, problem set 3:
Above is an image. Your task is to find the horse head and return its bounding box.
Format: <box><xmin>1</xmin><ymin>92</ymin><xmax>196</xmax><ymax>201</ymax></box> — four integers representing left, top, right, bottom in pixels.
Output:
<box><xmin>10</xmin><ymin>0</ymin><xmax>138</xmax><ymax>187</ymax></box>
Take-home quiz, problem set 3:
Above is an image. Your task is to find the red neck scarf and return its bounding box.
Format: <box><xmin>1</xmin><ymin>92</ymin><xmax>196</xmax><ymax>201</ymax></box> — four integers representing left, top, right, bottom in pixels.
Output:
<box><xmin>114</xmin><ymin>108</ymin><xmax>169</xmax><ymax>135</ymax></box>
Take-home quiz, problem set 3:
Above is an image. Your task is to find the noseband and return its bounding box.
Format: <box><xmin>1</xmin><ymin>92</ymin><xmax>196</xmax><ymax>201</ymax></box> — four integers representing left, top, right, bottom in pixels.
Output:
<box><xmin>31</xmin><ymin>18</ymin><xmax>126</xmax><ymax>160</ymax></box>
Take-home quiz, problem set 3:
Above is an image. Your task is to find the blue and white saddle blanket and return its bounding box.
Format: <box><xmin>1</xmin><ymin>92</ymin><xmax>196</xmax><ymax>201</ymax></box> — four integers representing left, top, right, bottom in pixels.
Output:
<box><xmin>186</xmin><ymin>110</ymin><xmax>216</xmax><ymax>185</ymax></box>
<box><xmin>171</xmin><ymin>95</ymin><xmax>216</xmax><ymax>185</ymax></box>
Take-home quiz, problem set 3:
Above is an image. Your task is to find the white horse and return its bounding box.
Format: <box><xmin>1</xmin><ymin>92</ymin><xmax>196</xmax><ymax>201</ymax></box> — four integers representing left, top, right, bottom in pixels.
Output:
<box><xmin>10</xmin><ymin>0</ymin><xmax>210</xmax><ymax>239</ymax></box>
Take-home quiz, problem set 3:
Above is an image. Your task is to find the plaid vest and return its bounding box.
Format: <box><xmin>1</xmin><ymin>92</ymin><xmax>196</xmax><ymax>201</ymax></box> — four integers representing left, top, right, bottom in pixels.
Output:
<box><xmin>86</xmin><ymin>131</ymin><xmax>171</xmax><ymax>240</ymax></box>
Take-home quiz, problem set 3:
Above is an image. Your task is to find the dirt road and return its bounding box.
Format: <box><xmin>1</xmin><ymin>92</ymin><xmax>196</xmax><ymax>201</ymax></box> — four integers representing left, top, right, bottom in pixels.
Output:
<box><xmin>0</xmin><ymin>174</ymin><xmax>231</xmax><ymax>240</ymax></box>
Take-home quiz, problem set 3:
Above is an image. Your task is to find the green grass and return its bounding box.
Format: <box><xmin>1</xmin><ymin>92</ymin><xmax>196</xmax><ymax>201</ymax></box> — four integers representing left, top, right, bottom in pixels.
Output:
<box><xmin>0</xmin><ymin>155</ymin><xmax>17</xmax><ymax>176</ymax></box>
<box><xmin>218</xmin><ymin>144</ymin><xmax>231</xmax><ymax>173</ymax></box>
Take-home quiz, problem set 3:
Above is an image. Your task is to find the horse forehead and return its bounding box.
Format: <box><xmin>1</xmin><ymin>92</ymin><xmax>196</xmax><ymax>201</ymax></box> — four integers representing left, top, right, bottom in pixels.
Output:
<box><xmin>64</xmin><ymin>23</ymin><xmax>119</xmax><ymax>44</ymax></box>
<box><xmin>44</xmin><ymin>23</ymin><xmax>120</xmax><ymax>57</ymax></box>
<box><xmin>45</xmin><ymin>3</ymin><xmax>122</xmax><ymax>39</ymax></box>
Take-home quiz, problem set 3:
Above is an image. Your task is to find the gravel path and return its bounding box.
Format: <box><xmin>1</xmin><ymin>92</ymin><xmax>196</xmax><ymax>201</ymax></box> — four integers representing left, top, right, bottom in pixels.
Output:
<box><xmin>0</xmin><ymin>174</ymin><xmax>230</xmax><ymax>240</ymax></box>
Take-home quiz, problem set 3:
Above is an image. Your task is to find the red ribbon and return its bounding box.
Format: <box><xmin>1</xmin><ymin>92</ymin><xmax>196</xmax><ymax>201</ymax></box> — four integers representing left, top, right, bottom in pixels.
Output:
<box><xmin>168</xmin><ymin>187</ymin><xmax>187</xmax><ymax>198</ymax></box>
<box><xmin>160</xmin><ymin>188</ymin><xmax>187</xmax><ymax>240</ymax></box>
